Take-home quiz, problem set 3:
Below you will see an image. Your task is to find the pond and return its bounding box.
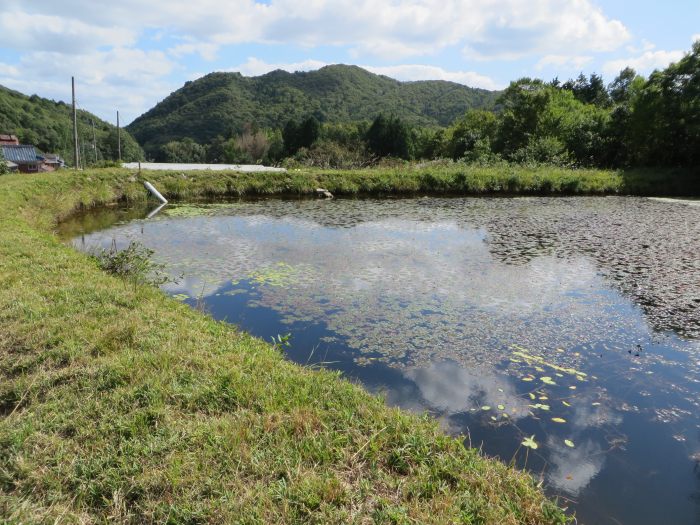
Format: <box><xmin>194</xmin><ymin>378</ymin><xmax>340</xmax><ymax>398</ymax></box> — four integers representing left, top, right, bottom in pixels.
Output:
<box><xmin>60</xmin><ymin>196</ymin><xmax>700</xmax><ymax>525</ymax></box>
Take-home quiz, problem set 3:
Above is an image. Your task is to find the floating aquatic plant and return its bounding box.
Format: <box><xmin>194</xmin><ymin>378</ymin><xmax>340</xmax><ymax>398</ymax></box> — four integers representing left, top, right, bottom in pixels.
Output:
<box><xmin>522</xmin><ymin>435</ymin><xmax>538</xmax><ymax>449</ymax></box>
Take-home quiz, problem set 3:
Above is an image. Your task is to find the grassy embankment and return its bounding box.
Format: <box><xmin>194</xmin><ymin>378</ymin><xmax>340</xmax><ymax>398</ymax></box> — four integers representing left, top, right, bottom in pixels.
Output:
<box><xmin>4</xmin><ymin>162</ymin><xmax>682</xmax><ymax>524</ymax></box>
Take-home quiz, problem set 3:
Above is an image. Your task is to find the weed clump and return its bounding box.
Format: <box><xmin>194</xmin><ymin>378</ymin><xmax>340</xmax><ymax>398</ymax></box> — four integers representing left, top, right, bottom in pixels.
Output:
<box><xmin>93</xmin><ymin>240</ymin><xmax>173</xmax><ymax>287</ymax></box>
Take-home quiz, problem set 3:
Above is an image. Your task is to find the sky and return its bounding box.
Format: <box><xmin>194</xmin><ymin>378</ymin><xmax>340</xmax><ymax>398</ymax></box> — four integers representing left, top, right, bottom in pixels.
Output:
<box><xmin>1</xmin><ymin>0</ymin><xmax>698</xmax><ymax>125</ymax></box>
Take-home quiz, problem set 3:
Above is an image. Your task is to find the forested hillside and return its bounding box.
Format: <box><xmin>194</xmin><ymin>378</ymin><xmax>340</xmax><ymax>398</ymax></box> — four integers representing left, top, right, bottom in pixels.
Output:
<box><xmin>0</xmin><ymin>86</ymin><xmax>143</xmax><ymax>165</ymax></box>
<box><xmin>126</xmin><ymin>65</ymin><xmax>498</xmax><ymax>155</ymax></box>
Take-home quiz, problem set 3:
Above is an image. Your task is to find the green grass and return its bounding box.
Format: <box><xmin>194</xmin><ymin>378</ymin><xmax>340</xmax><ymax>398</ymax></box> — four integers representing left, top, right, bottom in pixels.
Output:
<box><xmin>2</xmin><ymin>163</ymin><xmax>668</xmax><ymax>524</ymax></box>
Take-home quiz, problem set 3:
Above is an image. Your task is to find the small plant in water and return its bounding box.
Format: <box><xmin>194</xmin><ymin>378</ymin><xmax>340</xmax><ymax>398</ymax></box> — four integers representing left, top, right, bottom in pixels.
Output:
<box><xmin>270</xmin><ymin>333</ymin><xmax>291</xmax><ymax>351</ymax></box>
<box><xmin>93</xmin><ymin>240</ymin><xmax>174</xmax><ymax>287</ymax></box>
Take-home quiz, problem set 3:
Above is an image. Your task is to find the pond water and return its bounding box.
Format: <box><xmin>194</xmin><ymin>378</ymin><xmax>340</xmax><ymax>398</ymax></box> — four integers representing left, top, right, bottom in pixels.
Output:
<box><xmin>61</xmin><ymin>196</ymin><xmax>700</xmax><ymax>525</ymax></box>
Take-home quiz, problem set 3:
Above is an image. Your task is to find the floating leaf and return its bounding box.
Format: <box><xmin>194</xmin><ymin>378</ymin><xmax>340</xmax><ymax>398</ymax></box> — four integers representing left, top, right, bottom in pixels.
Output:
<box><xmin>540</xmin><ymin>376</ymin><xmax>556</xmax><ymax>385</ymax></box>
<box><xmin>569</xmin><ymin>386</ymin><xmax>577</xmax><ymax>390</ymax></box>
<box><xmin>592</xmin><ymin>402</ymin><xmax>601</xmax><ymax>406</ymax></box>
<box><xmin>529</xmin><ymin>403</ymin><xmax>550</xmax><ymax>411</ymax></box>
<box><xmin>491</xmin><ymin>416</ymin><xmax>497</xmax><ymax>421</ymax></box>
<box><xmin>529</xmin><ymin>393</ymin><xmax>536</xmax><ymax>400</ymax></box>
<box><xmin>552</xmin><ymin>417</ymin><xmax>567</xmax><ymax>423</ymax></box>
<box><xmin>497</xmin><ymin>404</ymin><xmax>505</xmax><ymax>410</ymax></box>
<box><xmin>539</xmin><ymin>395</ymin><xmax>548</xmax><ymax>400</ymax></box>
<box><xmin>481</xmin><ymin>406</ymin><xmax>491</xmax><ymax>411</ymax></box>
<box><xmin>522</xmin><ymin>377</ymin><xmax>534</xmax><ymax>382</ymax></box>
<box><xmin>562</xmin><ymin>401</ymin><xmax>571</xmax><ymax>407</ymax></box>
<box><xmin>564</xmin><ymin>439</ymin><xmax>575</xmax><ymax>448</ymax></box>
<box><xmin>522</xmin><ymin>435</ymin><xmax>538</xmax><ymax>449</ymax></box>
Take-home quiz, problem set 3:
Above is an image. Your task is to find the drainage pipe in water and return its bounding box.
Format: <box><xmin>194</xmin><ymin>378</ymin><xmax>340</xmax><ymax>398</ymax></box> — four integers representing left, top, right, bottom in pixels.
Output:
<box><xmin>144</xmin><ymin>181</ymin><xmax>168</xmax><ymax>204</ymax></box>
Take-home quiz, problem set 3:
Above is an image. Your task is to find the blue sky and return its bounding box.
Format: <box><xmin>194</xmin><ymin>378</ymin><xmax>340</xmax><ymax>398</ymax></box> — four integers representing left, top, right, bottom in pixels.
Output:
<box><xmin>0</xmin><ymin>0</ymin><xmax>697</xmax><ymax>125</ymax></box>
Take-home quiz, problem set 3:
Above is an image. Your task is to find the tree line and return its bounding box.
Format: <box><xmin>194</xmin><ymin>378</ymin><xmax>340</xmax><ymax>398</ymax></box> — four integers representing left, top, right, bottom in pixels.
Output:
<box><xmin>157</xmin><ymin>42</ymin><xmax>699</xmax><ymax>171</ymax></box>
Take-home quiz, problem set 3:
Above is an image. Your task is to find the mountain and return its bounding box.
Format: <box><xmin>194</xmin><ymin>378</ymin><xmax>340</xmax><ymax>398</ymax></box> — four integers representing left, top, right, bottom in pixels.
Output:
<box><xmin>0</xmin><ymin>85</ymin><xmax>143</xmax><ymax>164</ymax></box>
<box><xmin>127</xmin><ymin>65</ymin><xmax>499</xmax><ymax>155</ymax></box>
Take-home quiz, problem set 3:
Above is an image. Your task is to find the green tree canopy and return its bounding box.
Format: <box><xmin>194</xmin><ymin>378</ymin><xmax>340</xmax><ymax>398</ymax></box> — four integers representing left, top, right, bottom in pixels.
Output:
<box><xmin>365</xmin><ymin>114</ymin><xmax>414</xmax><ymax>159</ymax></box>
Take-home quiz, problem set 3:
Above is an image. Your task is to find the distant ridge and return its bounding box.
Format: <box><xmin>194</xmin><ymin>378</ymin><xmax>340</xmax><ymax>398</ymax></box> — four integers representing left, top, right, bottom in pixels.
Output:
<box><xmin>126</xmin><ymin>64</ymin><xmax>499</xmax><ymax>155</ymax></box>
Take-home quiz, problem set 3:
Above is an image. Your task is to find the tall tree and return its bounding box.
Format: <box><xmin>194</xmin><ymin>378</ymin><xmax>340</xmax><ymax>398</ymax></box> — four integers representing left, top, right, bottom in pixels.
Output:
<box><xmin>494</xmin><ymin>78</ymin><xmax>551</xmax><ymax>157</ymax></box>
<box><xmin>365</xmin><ymin>114</ymin><xmax>414</xmax><ymax>159</ymax></box>
<box><xmin>628</xmin><ymin>42</ymin><xmax>700</xmax><ymax>167</ymax></box>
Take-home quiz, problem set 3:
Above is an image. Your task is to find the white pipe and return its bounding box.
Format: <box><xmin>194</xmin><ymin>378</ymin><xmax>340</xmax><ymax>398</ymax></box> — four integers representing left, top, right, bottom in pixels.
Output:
<box><xmin>143</xmin><ymin>181</ymin><xmax>168</xmax><ymax>204</ymax></box>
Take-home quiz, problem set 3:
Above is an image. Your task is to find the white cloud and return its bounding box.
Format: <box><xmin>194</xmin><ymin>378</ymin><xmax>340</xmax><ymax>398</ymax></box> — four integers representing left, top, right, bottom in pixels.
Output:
<box><xmin>230</xmin><ymin>58</ymin><xmax>500</xmax><ymax>90</ymax></box>
<box><xmin>362</xmin><ymin>64</ymin><xmax>501</xmax><ymax>90</ymax></box>
<box><xmin>0</xmin><ymin>48</ymin><xmax>176</xmax><ymax>124</ymax></box>
<box><xmin>0</xmin><ymin>10</ymin><xmax>136</xmax><ymax>53</ymax></box>
<box><xmin>169</xmin><ymin>41</ymin><xmax>220</xmax><ymax>61</ymax></box>
<box><xmin>535</xmin><ymin>55</ymin><xmax>593</xmax><ymax>72</ymax></box>
<box><xmin>6</xmin><ymin>0</ymin><xmax>630</xmax><ymax>61</ymax></box>
<box><xmin>462</xmin><ymin>0</ymin><xmax>630</xmax><ymax>60</ymax></box>
<box><xmin>603</xmin><ymin>49</ymin><xmax>685</xmax><ymax>76</ymax></box>
<box><xmin>0</xmin><ymin>63</ymin><xmax>20</xmax><ymax>77</ymax></box>
<box><xmin>233</xmin><ymin>58</ymin><xmax>330</xmax><ymax>77</ymax></box>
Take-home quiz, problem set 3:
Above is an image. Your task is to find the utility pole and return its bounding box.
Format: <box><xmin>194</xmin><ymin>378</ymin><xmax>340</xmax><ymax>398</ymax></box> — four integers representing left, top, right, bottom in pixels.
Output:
<box><xmin>91</xmin><ymin>119</ymin><xmax>98</xmax><ymax>165</ymax></box>
<box><xmin>117</xmin><ymin>110</ymin><xmax>121</xmax><ymax>162</ymax></box>
<box><xmin>72</xmin><ymin>77</ymin><xmax>80</xmax><ymax>170</ymax></box>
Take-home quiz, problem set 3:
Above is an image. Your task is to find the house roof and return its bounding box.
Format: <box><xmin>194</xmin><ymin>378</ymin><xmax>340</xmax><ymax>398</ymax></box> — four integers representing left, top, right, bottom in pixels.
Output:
<box><xmin>0</xmin><ymin>134</ymin><xmax>19</xmax><ymax>142</ymax></box>
<box><xmin>1</xmin><ymin>145</ymin><xmax>39</xmax><ymax>164</ymax></box>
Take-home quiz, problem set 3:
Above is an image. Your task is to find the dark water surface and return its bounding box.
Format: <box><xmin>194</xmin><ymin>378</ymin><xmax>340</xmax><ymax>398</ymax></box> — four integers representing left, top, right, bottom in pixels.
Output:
<box><xmin>61</xmin><ymin>196</ymin><xmax>700</xmax><ymax>525</ymax></box>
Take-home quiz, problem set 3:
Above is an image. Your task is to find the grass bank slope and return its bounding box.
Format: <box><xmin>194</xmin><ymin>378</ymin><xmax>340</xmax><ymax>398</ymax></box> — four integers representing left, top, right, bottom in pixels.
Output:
<box><xmin>0</xmin><ymin>167</ymin><xmax>609</xmax><ymax>524</ymax></box>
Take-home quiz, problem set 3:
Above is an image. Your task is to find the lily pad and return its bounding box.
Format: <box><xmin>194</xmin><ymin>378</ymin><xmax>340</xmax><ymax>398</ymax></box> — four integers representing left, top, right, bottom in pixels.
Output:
<box><xmin>522</xmin><ymin>435</ymin><xmax>538</xmax><ymax>450</ymax></box>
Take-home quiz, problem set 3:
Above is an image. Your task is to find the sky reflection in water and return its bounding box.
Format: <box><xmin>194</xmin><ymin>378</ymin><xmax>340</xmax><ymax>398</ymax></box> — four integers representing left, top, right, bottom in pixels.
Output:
<box><xmin>66</xmin><ymin>196</ymin><xmax>700</xmax><ymax>525</ymax></box>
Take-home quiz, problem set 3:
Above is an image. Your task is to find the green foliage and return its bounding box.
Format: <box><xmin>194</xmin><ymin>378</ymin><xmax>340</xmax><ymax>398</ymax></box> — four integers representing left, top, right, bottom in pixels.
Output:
<box><xmin>0</xmin><ymin>147</ymin><xmax>8</xmax><ymax>175</ymax></box>
<box><xmin>511</xmin><ymin>136</ymin><xmax>573</xmax><ymax>167</ymax></box>
<box><xmin>93</xmin><ymin>240</ymin><xmax>173</xmax><ymax>287</ymax></box>
<box><xmin>366</xmin><ymin>114</ymin><xmax>414</xmax><ymax>159</ymax></box>
<box><xmin>443</xmin><ymin>109</ymin><xmax>498</xmax><ymax>160</ymax></box>
<box><xmin>562</xmin><ymin>73</ymin><xmax>611</xmax><ymax>107</ymax></box>
<box><xmin>157</xmin><ymin>138</ymin><xmax>207</xmax><ymax>163</ymax></box>
<box><xmin>627</xmin><ymin>42</ymin><xmax>700</xmax><ymax>168</ymax></box>
<box><xmin>608</xmin><ymin>67</ymin><xmax>641</xmax><ymax>105</ymax></box>
<box><xmin>288</xmin><ymin>139</ymin><xmax>374</xmax><ymax>169</ymax></box>
<box><xmin>0</xmin><ymin>85</ymin><xmax>144</xmax><ymax>164</ymax></box>
<box><xmin>494</xmin><ymin>78</ymin><xmax>551</xmax><ymax>157</ymax></box>
<box><xmin>126</xmin><ymin>65</ymin><xmax>498</xmax><ymax>155</ymax></box>
<box><xmin>283</xmin><ymin>115</ymin><xmax>321</xmax><ymax>155</ymax></box>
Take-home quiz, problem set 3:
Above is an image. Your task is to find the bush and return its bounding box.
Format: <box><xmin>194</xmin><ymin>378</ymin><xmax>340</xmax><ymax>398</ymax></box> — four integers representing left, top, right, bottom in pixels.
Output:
<box><xmin>290</xmin><ymin>140</ymin><xmax>375</xmax><ymax>169</ymax></box>
<box><xmin>0</xmin><ymin>149</ymin><xmax>8</xmax><ymax>175</ymax></box>
<box><xmin>92</xmin><ymin>241</ymin><xmax>174</xmax><ymax>287</ymax></box>
<box><xmin>510</xmin><ymin>136</ymin><xmax>573</xmax><ymax>167</ymax></box>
